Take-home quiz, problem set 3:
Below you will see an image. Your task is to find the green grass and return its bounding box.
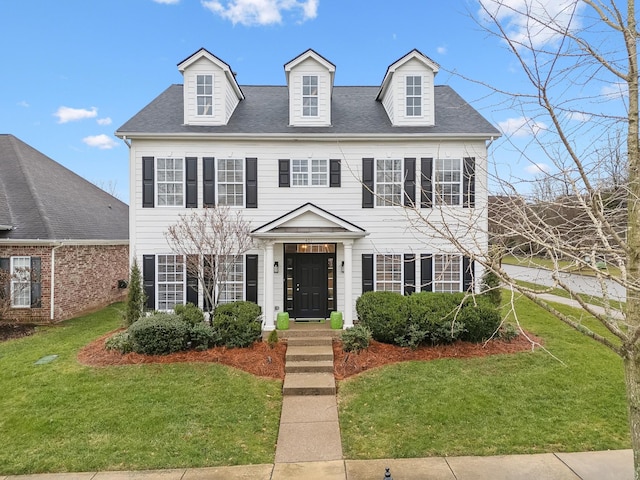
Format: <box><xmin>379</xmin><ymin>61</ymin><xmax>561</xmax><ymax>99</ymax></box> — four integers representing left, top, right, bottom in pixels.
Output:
<box><xmin>338</xmin><ymin>296</ymin><xmax>630</xmax><ymax>459</ymax></box>
<box><xmin>502</xmin><ymin>254</ymin><xmax>622</xmax><ymax>278</ymax></box>
<box><xmin>512</xmin><ymin>279</ymin><xmax>625</xmax><ymax>312</ymax></box>
<box><xmin>0</xmin><ymin>304</ymin><xmax>282</xmax><ymax>475</ymax></box>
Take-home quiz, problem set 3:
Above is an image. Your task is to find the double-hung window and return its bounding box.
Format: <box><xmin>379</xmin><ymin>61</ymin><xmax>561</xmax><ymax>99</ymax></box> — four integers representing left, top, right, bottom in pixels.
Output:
<box><xmin>376</xmin><ymin>159</ymin><xmax>402</xmax><ymax>206</ymax></box>
<box><xmin>292</xmin><ymin>159</ymin><xmax>328</xmax><ymax>186</ymax></box>
<box><xmin>433</xmin><ymin>255</ymin><xmax>461</xmax><ymax>293</ymax></box>
<box><xmin>302</xmin><ymin>75</ymin><xmax>318</xmax><ymax>117</ymax></box>
<box><xmin>406</xmin><ymin>75</ymin><xmax>422</xmax><ymax>116</ymax></box>
<box><xmin>217</xmin><ymin>158</ymin><xmax>244</xmax><ymax>206</ymax></box>
<box><xmin>375</xmin><ymin>254</ymin><xmax>402</xmax><ymax>293</ymax></box>
<box><xmin>10</xmin><ymin>257</ymin><xmax>30</xmax><ymax>308</ymax></box>
<box><xmin>157</xmin><ymin>158</ymin><xmax>184</xmax><ymax>206</ymax></box>
<box><xmin>434</xmin><ymin>158</ymin><xmax>462</xmax><ymax>206</ymax></box>
<box><xmin>157</xmin><ymin>254</ymin><xmax>184</xmax><ymax>311</ymax></box>
<box><xmin>197</xmin><ymin>74</ymin><xmax>213</xmax><ymax>116</ymax></box>
<box><xmin>217</xmin><ymin>255</ymin><xmax>244</xmax><ymax>304</ymax></box>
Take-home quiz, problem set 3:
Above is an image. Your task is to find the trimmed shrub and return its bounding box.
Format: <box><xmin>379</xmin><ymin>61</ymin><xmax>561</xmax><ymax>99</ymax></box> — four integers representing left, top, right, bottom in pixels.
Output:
<box><xmin>355</xmin><ymin>291</ymin><xmax>408</xmax><ymax>344</ymax></box>
<box><xmin>395</xmin><ymin>323</ymin><xmax>428</xmax><ymax>349</ymax></box>
<box><xmin>342</xmin><ymin>324</ymin><xmax>372</xmax><ymax>353</ymax></box>
<box><xmin>174</xmin><ymin>303</ymin><xmax>205</xmax><ymax>325</ymax></box>
<box><xmin>406</xmin><ymin>292</ymin><xmax>467</xmax><ymax>345</ymax></box>
<box><xmin>105</xmin><ymin>331</ymin><xmax>133</xmax><ymax>353</ymax></box>
<box><xmin>267</xmin><ymin>329</ymin><xmax>279</xmax><ymax>348</ymax></box>
<box><xmin>481</xmin><ymin>268</ymin><xmax>502</xmax><ymax>307</ymax></box>
<box><xmin>213</xmin><ymin>301</ymin><xmax>262</xmax><ymax>348</ymax></box>
<box><xmin>124</xmin><ymin>260</ymin><xmax>145</xmax><ymax>327</ymax></box>
<box><xmin>188</xmin><ymin>322</ymin><xmax>217</xmax><ymax>351</ymax></box>
<box><xmin>459</xmin><ymin>305</ymin><xmax>502</xmax><ymax>342</ymax></box>
<box><xmin>128</xmin><ymin>313</ymin><xmax>190</xmax><ymax>355</ymax></box>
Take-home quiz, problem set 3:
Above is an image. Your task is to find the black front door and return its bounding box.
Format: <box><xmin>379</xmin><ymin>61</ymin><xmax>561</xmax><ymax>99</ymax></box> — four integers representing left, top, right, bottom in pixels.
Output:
<box><xmin>294</xmin><ymin>254</ymin><xmax>327</xmax><ymax>318</ymax></box>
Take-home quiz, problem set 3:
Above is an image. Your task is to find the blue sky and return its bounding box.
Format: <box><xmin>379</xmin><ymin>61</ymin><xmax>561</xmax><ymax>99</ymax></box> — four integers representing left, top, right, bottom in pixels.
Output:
<box><xmin>0</xmin><ymin>0</ymin><xmax>623</xmax><ymax>203</ymax></box>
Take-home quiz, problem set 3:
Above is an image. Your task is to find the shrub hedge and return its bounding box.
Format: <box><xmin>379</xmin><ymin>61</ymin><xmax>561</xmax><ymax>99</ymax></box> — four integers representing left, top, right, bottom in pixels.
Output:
<box><xmin>212</xmin><ymin>301</ymin><xmax>262</xmax><ymax>348</ymax></box>
<box><xmin>128</xmin><ymin>313</ymin><xmax>190</xmax><ymax>355</ymax></box>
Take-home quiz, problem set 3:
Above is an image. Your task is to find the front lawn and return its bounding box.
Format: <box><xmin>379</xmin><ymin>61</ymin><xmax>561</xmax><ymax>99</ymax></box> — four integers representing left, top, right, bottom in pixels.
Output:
<box><xmin>338</xmin><ymin>295</ymin><xmax>630</xmax><ymax>458</ymax></box>
<box><xmin>0</xmin><ymin>304</ymin><xmax>282</xmax><ymax>475</ymax></box>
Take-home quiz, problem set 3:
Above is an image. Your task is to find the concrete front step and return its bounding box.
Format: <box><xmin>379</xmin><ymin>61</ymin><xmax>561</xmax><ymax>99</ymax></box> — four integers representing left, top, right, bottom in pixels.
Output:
<box><xmin>287</xmin><ymin>336</ymin><xmax>333</xmax><ymax>347</ymax></box>
<box><xmin>277</xmin><ymin>329</ymin><xmax>343</xmax><ymax>339</ymax></box>
<box><xmin>283</xmin><ymin>372</ymin><xmax>336</xmax><ymax>395</ymax></box>
<box><xmin>286</xmin><ymin>359</ymin><xmax>334</xmax><ymax>373</ymax></box>
<box><xmin>286</xmin><ymin>344</ymin><xmax>334</xmax><ymax>362</ymax></box>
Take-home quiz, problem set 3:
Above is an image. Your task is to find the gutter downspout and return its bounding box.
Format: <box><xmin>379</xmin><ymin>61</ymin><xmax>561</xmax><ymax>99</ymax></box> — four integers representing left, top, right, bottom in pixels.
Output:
<box><xmin>50</xmin><ymin>243</ymin><xmax>63</xmax><ymax>321</ymax></box>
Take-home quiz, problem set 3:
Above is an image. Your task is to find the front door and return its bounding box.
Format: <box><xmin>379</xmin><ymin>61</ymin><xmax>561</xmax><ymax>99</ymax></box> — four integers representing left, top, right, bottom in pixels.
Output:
<box><xmin>294</xmin><ymin>253</ymin><xmax>327</xmax><ymax>318</ymax></box>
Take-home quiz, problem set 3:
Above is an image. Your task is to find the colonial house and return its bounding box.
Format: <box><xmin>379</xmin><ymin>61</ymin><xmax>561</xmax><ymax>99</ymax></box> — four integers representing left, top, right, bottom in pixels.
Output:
<box><xmin>0</xmin><ymin>134</ymin><xmax>129</xmax><ymax>323</ymax></box>
<box><xmin>115</xmin><ymin>48</ymin><xmax>499</xmax><ymax>330</ymax></box>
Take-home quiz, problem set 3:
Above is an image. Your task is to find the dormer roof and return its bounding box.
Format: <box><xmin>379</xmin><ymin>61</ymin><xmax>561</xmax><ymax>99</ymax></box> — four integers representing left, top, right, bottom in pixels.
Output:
<box><xmin>284</xmin><ymin>49</ymin><xmax>336</xmax><ymax>89</ymax></box>
<box><xmin>376</xmin><ymin>49</ymin><xmax>439</xmax><ymax>101</ymax></box>
<box><xmin>178</xmin><ymin>48</ymin><xmax>244</xmax><ymax>100</ymax></box>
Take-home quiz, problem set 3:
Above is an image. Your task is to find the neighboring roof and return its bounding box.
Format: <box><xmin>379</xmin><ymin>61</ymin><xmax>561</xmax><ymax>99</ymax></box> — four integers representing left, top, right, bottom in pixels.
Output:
<box><xmin>116</xmin><ymin>84</ymin><xmax>500</xmax><ymax>137</ymax></box>
<box><xmin>0</xmin><ymin>134</ymin><xmax>129</xmax><ymax>241</ymax></box>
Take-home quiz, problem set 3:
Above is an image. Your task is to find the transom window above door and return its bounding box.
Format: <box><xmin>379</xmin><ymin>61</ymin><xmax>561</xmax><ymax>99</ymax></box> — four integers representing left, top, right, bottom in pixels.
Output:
<box><xmin>291</xmin><ymin>159</ymin><xmax>328</xmax><ymax>186</ymax></box>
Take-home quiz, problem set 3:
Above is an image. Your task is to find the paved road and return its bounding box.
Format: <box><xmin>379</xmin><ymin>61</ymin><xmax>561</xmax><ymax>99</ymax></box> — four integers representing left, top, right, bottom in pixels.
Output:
<box><xmin>502</xmin><ymin>264</ymin><xmax>626</xmax><ymax>302</ymax></box>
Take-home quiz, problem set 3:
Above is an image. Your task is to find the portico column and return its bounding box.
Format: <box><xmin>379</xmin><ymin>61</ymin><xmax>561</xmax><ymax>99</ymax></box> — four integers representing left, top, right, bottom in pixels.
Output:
<box><xmin>343</xmin><ymin>240</ymin><xmax>354</xmax><ymax>328</ymax></box>
<box><xmin>264</xmin><ymin>241</ymin><xmax>275</xmax><ymax>330</ymax></box>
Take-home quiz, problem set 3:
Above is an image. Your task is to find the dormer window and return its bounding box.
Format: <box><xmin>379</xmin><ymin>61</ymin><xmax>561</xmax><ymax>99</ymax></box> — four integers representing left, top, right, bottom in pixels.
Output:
<box><xmin>406</xmin><ymin>75</ymin><xmax>422</xmax><ymax>117</ymax></box>
<box><xmin>197</xmin><ymin>74</ymin><xmax>213</xmax><ymax>116</ymax></box>
<box><xmin>302</xmin><ymin>75</ymin><xmax>319</xmax><ymax>117</ymax></box>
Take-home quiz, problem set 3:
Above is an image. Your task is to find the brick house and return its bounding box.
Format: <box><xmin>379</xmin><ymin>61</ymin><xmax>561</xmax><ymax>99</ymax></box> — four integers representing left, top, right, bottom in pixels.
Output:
<box><xmin>0</xmin><ymin>134</ymin><xmax>129</xmax><ymax>323</ymax></box>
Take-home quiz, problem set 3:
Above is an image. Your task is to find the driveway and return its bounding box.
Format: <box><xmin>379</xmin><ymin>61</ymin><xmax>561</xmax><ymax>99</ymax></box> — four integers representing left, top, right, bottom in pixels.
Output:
<box><xmin>501</xmin><ymin>264</ymin><xmax>626</xmax><ymax>302</ymax></box>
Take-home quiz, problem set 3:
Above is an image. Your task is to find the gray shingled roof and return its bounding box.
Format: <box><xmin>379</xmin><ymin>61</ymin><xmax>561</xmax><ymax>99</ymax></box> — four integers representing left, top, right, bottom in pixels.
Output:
<box><xmin>116</xmin><ymin>85</ymin><xmax>500</xmax><ymax>137</ymax></box>
<box><xmin>0</xmin><ymin>134</ymin><xmax>128</xmax><ymax>241</ymax></box>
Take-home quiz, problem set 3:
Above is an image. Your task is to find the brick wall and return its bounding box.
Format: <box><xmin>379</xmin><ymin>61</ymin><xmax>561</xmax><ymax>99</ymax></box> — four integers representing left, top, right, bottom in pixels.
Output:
<box><xmin>0</xmin><ymin>243</ymin><xmax>129</xmax><ymax>324</ymax></box>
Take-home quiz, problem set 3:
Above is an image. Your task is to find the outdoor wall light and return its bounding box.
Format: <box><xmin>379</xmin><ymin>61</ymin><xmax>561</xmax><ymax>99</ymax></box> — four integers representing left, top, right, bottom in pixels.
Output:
<box><xmin>341</xmin><ymin>261</ymin><xmax>345</xmax><ymax>273</ymax></box>
<box><xmin>274</xmin><ymin>261</ymin><xmax>279</xmax><ymax>274</ymax></box>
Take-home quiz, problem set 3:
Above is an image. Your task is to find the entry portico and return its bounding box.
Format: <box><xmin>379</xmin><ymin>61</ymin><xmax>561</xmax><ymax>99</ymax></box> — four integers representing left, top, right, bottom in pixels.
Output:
<box><xmin>251</xmin><ymin>203</ymin><xmax>368</xmax><ymax>330</ymax></box>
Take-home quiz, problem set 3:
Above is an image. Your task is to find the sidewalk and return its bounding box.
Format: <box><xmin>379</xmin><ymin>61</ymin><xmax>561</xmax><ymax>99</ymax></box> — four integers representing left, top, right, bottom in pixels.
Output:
<box><xmin>1</xmin><ymin>449</ymin><xmax>633</xmax><ymax>479</ymax></box>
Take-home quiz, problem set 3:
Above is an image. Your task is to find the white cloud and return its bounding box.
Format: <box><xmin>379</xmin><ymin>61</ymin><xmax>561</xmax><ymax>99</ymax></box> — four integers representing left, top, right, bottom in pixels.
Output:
<box><xmin>54</xmin><ymin>106</ymin><xmax>98</xmax><ymax>124</ymax></box>
<box><xmin>97</xmin><ymin>117</ymin><xmax>112</xmax><ymax>126</ymax></box>
<box><xmin>478</xmin><ymin>0</ymin><xmax>583</xmax><ymax>49</ymax></box>
<box><xmin>153</xmin><ymin>0</ymin><xmax>180</xmax><ymax>4</ymax></box>
<box><xmin>83</xmin><ymin>134</ymin><xmax>118</xmax><ymax>150</ymax></box>
<box><xmin>437</xmin><ymin>46</ymin><xmax>447</xmax><ymax>55</ymax></box>
<box><xmin>17</xmin><ymin>100</ymin><xmax>29</xmax><ymax>108</ymax></box>
<box><xmin>601</xmin><ymin>81</ymin><xmax>628</xmax><ymax>100</ymax></box>
<box><xmin>202</xmin><ymin>0</ymin><xmax>318</xmax><ymax>26</ymax></box>
<box><xmin>498</xmin><ymin>116</ymin><xmax>547</xmax><ymax>137</ymax></box>
<box><xmin>566</xmin><ymin>111</ymin><xmax>591</xmax><ymax>122</ymax></box>
<box><xmin>525</xmin><ymin>162</ymin><xmax>550</xmax><ymax>174</ymax></box>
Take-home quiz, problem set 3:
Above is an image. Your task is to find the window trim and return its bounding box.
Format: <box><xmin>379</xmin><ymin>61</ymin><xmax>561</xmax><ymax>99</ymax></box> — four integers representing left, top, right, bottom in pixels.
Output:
<box><xmin>432</xmin><ymin>254</ymin><xmax>462</xmax><ymax>293</ymax></box>
<box><xmin>156</xmin><ymin>157</ymin><xmax>185</xmax><ymax>207</ymax></box>
<box><xmin>156</xmin><ymin>254</ymin><xmax>185</xmax><ymax>311</ymax></box>
<box><xmin>216</xmin><ymin>158</ymin><xmax>245</xmax><ymax>207</ymax></box>
<box><xmin>434</xmin><ymin>158</ymin><xmax>462</xmax><ymax>206</ymax></box>
<box><xmin>196</xmin><ymin>74</ymin><xmax>213</xmax><ymax>116</ymax></box>
<box><xmin>406</xmin><ymin>75</ymin><xmax>422</xmax><ymax>117</ymax></box>
<box><xmin>10</xmin><ymin>256</ymin><xmax>31</xmax><ymax>308</ymax></box>
<box><xmin>302</xmin><ymin>75</ymin><xmax>319</xmax><ymax>117</ymax></box>
<box><xmin>374</xmin><ymin>253</ymin><xmax>403</xmax><ymax>294</ymax></box>
<box><xmin>291</xmin><ymin>159</ymin><xmax>329</xmax><ymax>187</ymax></box>
<box><xmin>375</xmin><ymin>158</ymin><xmax>403</xmax><ymax>207</ymax></box>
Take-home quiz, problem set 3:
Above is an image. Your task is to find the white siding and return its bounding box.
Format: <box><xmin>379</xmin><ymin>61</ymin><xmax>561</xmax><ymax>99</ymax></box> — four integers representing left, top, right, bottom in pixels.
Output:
<box><xmin>183</xmin><ymin>58</ymin><xmax>230</xmax><ymax>126</ymax></box>
<box><xmin>288</xmin><ymin>57</ymin><xmax>332</xmax><ymax>127</ymax></box>
<box><xmin>130</xmin><ymin>137</ymin><xmax>489</xmax><ymax>321</ymax></box>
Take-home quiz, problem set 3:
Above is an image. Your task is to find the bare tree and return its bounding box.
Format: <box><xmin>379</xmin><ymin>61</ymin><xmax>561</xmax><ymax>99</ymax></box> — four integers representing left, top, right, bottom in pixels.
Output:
<box><xmin>165</xmin><ymin>206</ymin><xmax>253</xmax><ymax>312</ymax></box>
<box><xmin>406</xmin><ymin>0</ymin><xmax>640</xmax><ymax>474</ymax></box>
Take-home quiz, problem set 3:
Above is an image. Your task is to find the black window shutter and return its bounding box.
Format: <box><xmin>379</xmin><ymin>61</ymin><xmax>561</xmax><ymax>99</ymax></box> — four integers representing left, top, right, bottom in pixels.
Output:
<box><xmin>404</xmin><ymin>158</ymin><xmax>416</xmax><ymax>207</ymax></box>
<box><xmin>246</xmin><ymin>158</ymin><xmax>258</xmax><ymax>208</ymax></box>
<box><xmin>362</xmin><ymin>158</ymin><xmax>374</xmax><ymax>208</ymax></box>
<box><xmin>463</xmin><ymin>256</ymin><xmax>475</xmax><ymax>292</ymax></box>
<box><xmin>421</xmin><ymin>158</ymin><xmax>433</xmax><ymax>208</ymax></box>
<box><xmin>30</xmin><ymin>257</ymin><xmax>41</xmax><ymax>308</ymax></box>
<box><xmin>203</xmin><ymin>157</ymin><xmax>216</xmax><ymax>207</ymax></box>
<box><xmin>142</xmin><ymin>255</ymin><xmax>155</xmax><ymax>310</ymax></box>
<box><xmin>185</xmin><ymin>157</ymin><xmax>197</xmax><ymax>208</ymax></box>
<box><xmin>362</xmin><ymin>254</ymin><xmax>374</xmax><ymax>292</ymax></box>
<box><xmin>186</xmin><ymin>254</ymin><xmax>198</xmax><ymax>306</ymax></box>
<box><xmin>463</xmin><ymin>157</ymin><xmax>476</xmax><ymax>208</ymax></box>
<box><xmin>246</xmin><ymin>254</ymin><xmax>258</xmax><ymax>304</ymax></box>
<box><xmin>203</xmin><ymin>255</ymin><xmax>215</xmax><ymax>312</ymax></box>
<box><xmin>0</xmin><ymin>258</ymin><xmax>8</xmax><ymax>300</ymax></box>
<box><xmin>279</xmin><ymin>159</ymin><xmax>290</xmax><ymax>187</ymax></box>
<box><xmin>330</xmin><ymin>159</ymin><xmax>341</xmax><ymax>187</ymax></box>
<box><xmin>404</xmin><ymin>253</ymin><xmax>415</xmax><ymax>295</ymax></box>
<box><xmin>142</xmin><ymin>156</ymin><xmax>154</xmax><ymax>208</ymax></box>
<box><xmin>420</xmin><ymin>254</ymin><xmax>433</xmax><ymax>292</ymax></box>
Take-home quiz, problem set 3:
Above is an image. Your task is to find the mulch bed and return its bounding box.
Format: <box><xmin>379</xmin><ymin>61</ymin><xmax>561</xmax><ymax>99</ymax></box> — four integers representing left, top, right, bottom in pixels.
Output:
<box><xmin>78</xmin><ymin>329</ymin><xmax>539</xmax><ymax>381</ymax></box>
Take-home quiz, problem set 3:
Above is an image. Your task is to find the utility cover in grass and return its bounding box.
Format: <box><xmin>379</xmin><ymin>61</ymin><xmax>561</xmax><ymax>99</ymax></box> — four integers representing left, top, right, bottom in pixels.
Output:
<box><xmin>35</xmin><ymin>355</ymin><xmax>58</xmax><ymax>365</ymax></box>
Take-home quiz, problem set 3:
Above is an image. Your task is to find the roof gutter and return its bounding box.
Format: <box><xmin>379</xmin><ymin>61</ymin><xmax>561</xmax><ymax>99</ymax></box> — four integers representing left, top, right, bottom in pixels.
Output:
<box><xmin>0</xmin><ymin>239</ymin><xmax>129</xmax><ymax>246</ymax></box>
